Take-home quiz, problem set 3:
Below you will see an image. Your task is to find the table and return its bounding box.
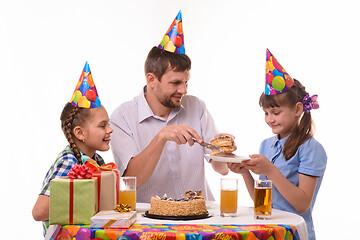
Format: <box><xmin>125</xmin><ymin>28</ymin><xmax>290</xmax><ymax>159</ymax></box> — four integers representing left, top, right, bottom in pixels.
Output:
<box><xmin>137</xmin><ymin>203</ymin><xmax>307</xmax><ymax>240</ymax></box>
<box><xmin>46</xmin><ymin>203</ymin><xmax>308</xmax><ymax>240</ymax></box>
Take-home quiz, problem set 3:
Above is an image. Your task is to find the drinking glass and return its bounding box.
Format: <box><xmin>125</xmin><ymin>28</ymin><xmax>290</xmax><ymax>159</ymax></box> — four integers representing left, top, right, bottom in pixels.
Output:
<box><xmin>220</xmin><ymin>178</ymin><xmax>238</xmax><ymax>217</ymax></box>
<box><xmin>119</xmin><ymin>176</ymin><xmax>136</xmax><ymax>210</ymax></box>
<box><xmin>254</xmin><ymin>179</ymin><xmax>272</xmax><ymax>219</ymax></box>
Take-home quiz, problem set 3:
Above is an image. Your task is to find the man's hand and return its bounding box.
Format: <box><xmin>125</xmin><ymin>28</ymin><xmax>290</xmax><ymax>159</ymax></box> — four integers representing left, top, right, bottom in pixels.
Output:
<box><xmin>227</xmin><ymin>162</ymin><xmax>250</xmax><ymax>174</ymax></box>
<box><xmin>210</xmin><ymin>160</ymin><xmax>229</xmax><ymax>175</ymax></box>
<box><xmin>158</xmin><ymin>124</ymin><xmax>201</xmax><ymax>146</ymax></box>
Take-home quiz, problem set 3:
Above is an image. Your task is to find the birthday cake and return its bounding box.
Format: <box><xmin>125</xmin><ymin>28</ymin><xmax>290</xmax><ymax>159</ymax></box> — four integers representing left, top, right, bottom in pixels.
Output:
<box><xmin>210</xmin><ymin>136</ymin><xmax>235</xmax><ymax>155</ymax></box>
<box><xmin>148</xmin><ymin>190</ymin><xmax>207</xmax><ymax>216</ymax></box>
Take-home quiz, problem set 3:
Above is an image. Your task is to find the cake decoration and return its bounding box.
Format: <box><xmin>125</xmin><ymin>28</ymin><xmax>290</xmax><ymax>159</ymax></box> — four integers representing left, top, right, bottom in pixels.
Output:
<box><xmin>157</xmin><ymin>10</ymin><xmax>185</xmax><ymax>54</ymax></box>
<box><xmin>70</xmin><ymin>62</ymin><xmax>102</xmax><ymax>108</ymax></box>
<box><xmin>265</xmin><ymin>49</ymin><xmax>294</xmax><ymax>95</ymax></box>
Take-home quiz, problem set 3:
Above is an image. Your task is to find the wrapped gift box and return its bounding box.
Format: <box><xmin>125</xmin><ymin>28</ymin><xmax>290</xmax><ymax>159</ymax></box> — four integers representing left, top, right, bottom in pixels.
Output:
<box><xmin>50</xmin><ymin>178</ymin><xmax>98</xmax><ymax>225</ymax></box>
<box><xmin>92</xmin><ymin>170</ymin><xmax>119</xmax><ymax>210</ymax></box>
<box><xmin>90</xmin><ymin>210</ymin><xmax>136</xmax><ymax>229</ymax></box>
<box><xmin>86</xmin><ymin>160</ymin><xmax>120</xmax><ymax>211</ymax></box>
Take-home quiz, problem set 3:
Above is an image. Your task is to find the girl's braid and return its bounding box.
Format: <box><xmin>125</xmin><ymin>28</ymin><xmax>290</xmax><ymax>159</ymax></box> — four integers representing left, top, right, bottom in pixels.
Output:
<box><xmin>61</xmin><ymin>104</ymin><xmax>83</xmax><ymax>164</ymax></box>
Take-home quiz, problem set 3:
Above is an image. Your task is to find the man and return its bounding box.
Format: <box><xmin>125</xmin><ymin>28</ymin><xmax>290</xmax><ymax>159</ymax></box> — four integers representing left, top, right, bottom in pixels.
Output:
<box><xmin>110</xmin><ymin>11</ymin><xmax>231</xmax><ymax>203</ymax></box>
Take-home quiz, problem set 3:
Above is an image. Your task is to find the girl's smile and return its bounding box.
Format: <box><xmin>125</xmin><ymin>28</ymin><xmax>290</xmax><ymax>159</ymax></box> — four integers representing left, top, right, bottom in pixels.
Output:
<box><xmin>79</xmin><ymin>106</ymin><xmax>113</xmax><ymax>156</ymax></box>
<box><xmin>103</xmin><ymin>136</ymin><xmax>111</xmax><ymax>143</ymax></box>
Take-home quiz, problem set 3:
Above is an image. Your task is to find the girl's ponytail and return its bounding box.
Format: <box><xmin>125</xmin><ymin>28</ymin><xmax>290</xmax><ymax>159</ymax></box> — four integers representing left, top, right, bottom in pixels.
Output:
<box><xmin>283</xmin><ymin>110</ymin><xmax>313</xmax><ymax>160</ymax></box>
<box><xmin>283</xmin><ymin>80</ymin><xmax>314</xmax><ymax>160</ymax></box>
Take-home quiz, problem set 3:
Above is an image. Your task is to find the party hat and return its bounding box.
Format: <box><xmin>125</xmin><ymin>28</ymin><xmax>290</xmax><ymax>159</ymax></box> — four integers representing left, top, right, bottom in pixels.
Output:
<box><xmin>265</xmin><ymin>49</ymin><xmax>294</xmax><ymax>95</ymax></box>
<box><xmin>69</xmin><ymin>62</ymin><xmax>102</xmax><ymax>108</ymax></box>
<box><xmin>158</xmin><ymin>10</ymin><xmax>185</xmax><ymax>54</ymax></box>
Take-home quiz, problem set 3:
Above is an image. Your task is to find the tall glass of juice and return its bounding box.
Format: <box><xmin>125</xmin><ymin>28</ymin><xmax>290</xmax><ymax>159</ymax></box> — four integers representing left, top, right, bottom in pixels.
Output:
<box><xmin>220</xmin><ymin>178</ymin><xmax>238</xmax><ymax>217</ymax></box>
<box><xmin>254</xmin><ymin>179</ymin><xmax>272</xmax><ymax>219</ymax></box>
<box><xmin>119</xmin><ymin>176</ymin><xmax>136</xmax><ymax>210</ymax></box>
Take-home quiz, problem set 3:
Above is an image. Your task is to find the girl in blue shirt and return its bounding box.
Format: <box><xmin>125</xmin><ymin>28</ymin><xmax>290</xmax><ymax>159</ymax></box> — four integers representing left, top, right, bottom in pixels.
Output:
<box><xmin>228</xmin><ymin>50</ymin><xmax>327</xmax><ymax>240</ymax></box>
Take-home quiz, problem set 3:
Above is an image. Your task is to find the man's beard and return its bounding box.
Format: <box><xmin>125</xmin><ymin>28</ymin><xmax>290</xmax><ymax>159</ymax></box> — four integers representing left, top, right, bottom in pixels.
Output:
<box><xmin>160</xmin><ymin>95</ymin><xmax>182</xmax><ymax>108</ymax></box>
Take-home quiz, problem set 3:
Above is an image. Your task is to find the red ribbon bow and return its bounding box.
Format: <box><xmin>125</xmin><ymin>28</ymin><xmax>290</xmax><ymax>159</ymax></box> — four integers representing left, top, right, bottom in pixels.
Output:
<box><xmin>67</xmin><ymin>165</ymin><xmax>93</xmax><ymax>179</ymax></box>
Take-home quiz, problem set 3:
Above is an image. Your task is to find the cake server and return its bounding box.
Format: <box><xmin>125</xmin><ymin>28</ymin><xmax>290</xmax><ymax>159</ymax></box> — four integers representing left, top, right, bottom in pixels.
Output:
<box><xmin>192</xmin><ymin>138</ymin><xmax>224</xmax><ymax>152</ymax></box>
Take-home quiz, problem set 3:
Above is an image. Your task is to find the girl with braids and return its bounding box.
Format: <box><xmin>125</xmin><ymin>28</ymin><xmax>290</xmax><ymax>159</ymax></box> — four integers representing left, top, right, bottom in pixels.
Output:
<box><xmin>32</xmin><ymin>62</ymin><xmax>113</xmax><ymax>236</ymax></box>
<box><xmin>228</xmin><ymin>50</ymin><xmax>327</xmax><ymax>240</ymax></box>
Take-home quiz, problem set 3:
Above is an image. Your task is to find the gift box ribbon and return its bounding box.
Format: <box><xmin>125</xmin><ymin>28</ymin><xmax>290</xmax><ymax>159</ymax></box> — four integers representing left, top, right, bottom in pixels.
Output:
<box><xmin>69</xmin><ymin>179</ymin><xmax>74</xmax><ymax>224</ymax></box>
<box><xmin>102</xmin><ymin>216</ymin><xmax>128</xmax><ymax>229</ymax></box>
<box><xmin>85</xmin><ymin>159</ymin><xmax>117</xmax><ymax>172</ymax></box>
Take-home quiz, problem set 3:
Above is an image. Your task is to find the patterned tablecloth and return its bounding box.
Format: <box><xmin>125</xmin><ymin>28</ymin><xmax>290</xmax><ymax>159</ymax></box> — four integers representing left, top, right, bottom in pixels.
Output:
<box><xmin>49</xmin><ymin>223</ymin><xmax>298</xmax><ymax>240</ymax></box>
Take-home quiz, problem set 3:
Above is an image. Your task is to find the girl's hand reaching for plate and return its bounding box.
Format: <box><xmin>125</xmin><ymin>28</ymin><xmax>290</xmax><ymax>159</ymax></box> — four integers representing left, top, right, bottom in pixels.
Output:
<box><xmin>242</xmin><ymin>154</ymin><xmax>274</xmax><ymax>175</ymax></box>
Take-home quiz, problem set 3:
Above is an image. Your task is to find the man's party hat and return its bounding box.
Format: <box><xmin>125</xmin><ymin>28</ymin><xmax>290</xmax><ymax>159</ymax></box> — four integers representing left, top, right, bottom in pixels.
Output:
<box><xmin>158</xmin><ymin>11</ymin><xmax>185</xmax><ymax>54</ymax></box>
<box><xmin>265</xmin><ymin>49</ymin><xmax>294</xmax><ymax>95</ymax></box>
<box><xmin>70</xmin><ymin>62</ymin><xmax>101</xmax><ymax>108</ymax></box>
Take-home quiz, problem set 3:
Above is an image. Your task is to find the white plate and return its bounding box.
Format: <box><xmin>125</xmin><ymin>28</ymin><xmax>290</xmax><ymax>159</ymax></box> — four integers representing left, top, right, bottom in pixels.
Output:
<box><xmin>136</xmin><ymin>203</ymin><xmax>150</xmax><ymax>213</ymax></box>
<box><xmin>205</xmin><ymin>154</ymin><xmax>250</xmax><ymax>163</ymax></box>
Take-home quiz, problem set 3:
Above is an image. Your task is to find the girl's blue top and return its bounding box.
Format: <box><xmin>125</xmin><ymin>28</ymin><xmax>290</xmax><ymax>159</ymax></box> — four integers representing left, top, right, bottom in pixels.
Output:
<box><xmin>259</xmin><ymin>135</ymin><xmax>327</xmax><ymax>240</ymax></box>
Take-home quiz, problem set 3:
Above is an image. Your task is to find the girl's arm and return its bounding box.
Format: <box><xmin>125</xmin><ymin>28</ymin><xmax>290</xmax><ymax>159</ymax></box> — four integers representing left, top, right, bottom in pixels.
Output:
<box><xmin>244</xmin><ymin>154</ymin><xmax>318</xmax><ymax>213</ymax></box>
<box><xmin>227</xmin><ymin>162</ymin><xmax>255</xmax><ymax>200</ymax></box>
<box><xmin>269</xmin><ymin>170</ymin><xmax>317</xmax><ymax>213</ymax></box>
<box><xmin>32</xmin><ymin>195</ymin><xmax>49</xmax><ymax>221</ymax></box>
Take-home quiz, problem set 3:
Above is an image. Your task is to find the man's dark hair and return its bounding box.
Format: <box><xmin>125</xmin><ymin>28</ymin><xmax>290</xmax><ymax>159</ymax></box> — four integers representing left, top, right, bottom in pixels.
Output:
<box><xmin>144</xmin><ymin>46</ymin><xmax>191</xmax><ymax>80</ymax></box>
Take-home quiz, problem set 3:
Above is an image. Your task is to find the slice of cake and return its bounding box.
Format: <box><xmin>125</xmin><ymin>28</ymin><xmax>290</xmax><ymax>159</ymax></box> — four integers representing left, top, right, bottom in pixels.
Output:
<box><xmin>210</xmin><ymin>136</ymin><xmax>235</xmax><ymax>155</ymax></box>
<box><xmin>148</xmin><ymin>190</ymin><xmax>207</xmax><ymax>216</ymax></box>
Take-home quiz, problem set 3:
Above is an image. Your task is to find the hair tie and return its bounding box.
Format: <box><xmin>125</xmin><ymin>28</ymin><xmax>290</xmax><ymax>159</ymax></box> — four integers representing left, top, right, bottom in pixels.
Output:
<box><xmin>302</xmin><ymin>94</ymin><xmax>319</xmax><ymax>113</ymax></box>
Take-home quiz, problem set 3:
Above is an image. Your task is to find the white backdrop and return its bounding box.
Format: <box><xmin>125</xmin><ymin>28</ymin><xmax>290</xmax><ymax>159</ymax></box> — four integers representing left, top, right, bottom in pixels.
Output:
<box><xmin>1</xmin><ymin>0</ymin><xmax>358</xmax><ymax>239</ymax></box>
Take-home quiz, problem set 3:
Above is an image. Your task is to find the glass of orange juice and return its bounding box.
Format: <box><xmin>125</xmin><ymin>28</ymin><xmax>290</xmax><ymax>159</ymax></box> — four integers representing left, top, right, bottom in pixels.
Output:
<box><xmin>220</xmin><ymin>178</ymin><xmax>238</xmax><ymax>217</ymax></box>
<box><xmin>119</xmin><ymin>176</ymin><xmax>136</xmax><ymax>210</ymax></box>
